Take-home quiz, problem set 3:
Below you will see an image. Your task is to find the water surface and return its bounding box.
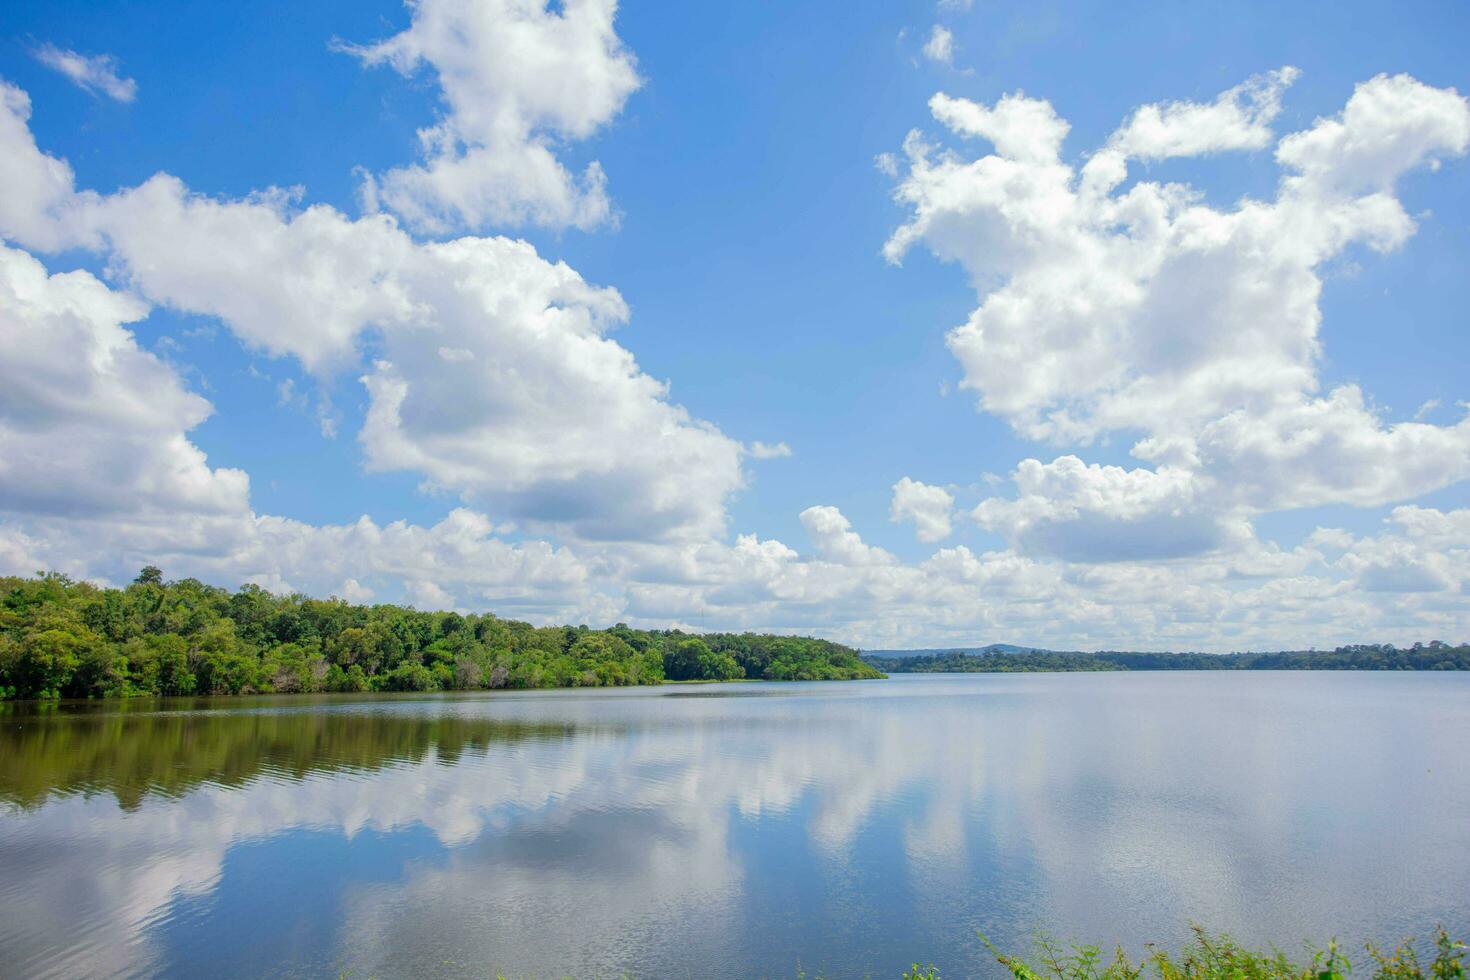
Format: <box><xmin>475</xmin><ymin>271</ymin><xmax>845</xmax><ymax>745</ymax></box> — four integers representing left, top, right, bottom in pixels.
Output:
<box><xmin>2</xmin><ymin>672</ymin><xmax>1467</xmax><ymax>978</ymax></box>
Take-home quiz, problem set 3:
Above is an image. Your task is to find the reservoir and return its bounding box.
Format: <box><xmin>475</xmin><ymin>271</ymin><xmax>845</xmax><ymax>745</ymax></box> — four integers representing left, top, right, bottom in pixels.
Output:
<box><xmin>2</xmin><ymin>671</ymin><xmax>1467</xmax><ymax>978</ymax></box>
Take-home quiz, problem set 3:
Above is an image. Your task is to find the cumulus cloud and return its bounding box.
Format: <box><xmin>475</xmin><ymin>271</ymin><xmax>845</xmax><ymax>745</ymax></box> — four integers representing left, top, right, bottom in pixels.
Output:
<box><xmin>0</xmin><ymin>243</ymin><xmax>247</xmax><ymax>519</ymax></box>
<box><xmin>886</xmin><ymin>71</ymin><xmax>1469</xmax><ymax>445</ymax></box>
<box><xmin>0</xmin><ymin>84</ymin><xmax>86</xmax><ymax>252</ymax></box>
<box><xmin>33</xmin><ymin>45</ymin><xmax>137</xmax><ymax>102</ymax></box>
<box><xmin>1180</xmin><ymin>387</ymin><xmax>1470</xmax><ymax>511</ymax></box>
<box><xmin>1276</xmin><ymin>73</ymin><xmax>1470</xmax><ymax>194</ymax></box>
<box><xmin>1336</xmin><ymin>506</ymin><xmax>1467</xmax><ymax>595</ymax></box>
<box><xmin>346</xmin><ymin>234</ymin><xmax>743</xmax><ymax>542</ymax></box>
<box><xmin>0</xmin><ymin>80</ymin><xmax>744</xmax><ymax>544</ymax></box>
<box><xmin>890</xmin><ymin>477</ymin><xmax>954</xmax><ymax>543</ymax></box>
<box><xmin>971</xmin><ymin>456</ymin><xmax>1239</xmax><ymax>562</ymax></box>
<box><xmin>1082</xmin><ymin>67</ymin><xmax>1299</xmax><ymax>189</ymax></box>
<box><xmin>339</xmin><ymin>0</ymin><xmax>641</xmax><ymax>234</ymax></box>
<box><xmin>886</xmin><ymin>71</ymin><xmax>1470</xmax><ymax>564</ymax></box>
<box><xmin>800</xmin><ymin>506</ymin><xmax>896</xmax><ymax>566</ymax></box>
<box><xmin>922</xmin><ymin>26</ymin><xmax>954</xmax><ymax>65</ymax></box>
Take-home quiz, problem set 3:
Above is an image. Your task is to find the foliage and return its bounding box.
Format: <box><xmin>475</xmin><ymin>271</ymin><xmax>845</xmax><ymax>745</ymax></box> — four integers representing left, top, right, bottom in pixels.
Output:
<box><xmin>904</xmin><ymin>965</ymin><xmax>941</xmax><ymax>980</ymax></box>
<box><xmin>983</xmin><ymin>928</ymin><xmax>1465</xmax><ymax>980</ymax></box>
<box><xmin>0</xmin><ymin>570</ymin><xmax>880</xmax><ymax>700</ymax></box>
<box><xmin>864</xmin><ymin>642</ymin><xmax>1470</xmax><ymax>674</ymax></box>
<box><xmin>701</xmin><ymin>631</ymin><xmax>881</xmax><ymax>681</ymax></box>
<box><xmin>664</xmin><ymin>637</ymin><xmax>743</xmax><ymax>681</ymax></box>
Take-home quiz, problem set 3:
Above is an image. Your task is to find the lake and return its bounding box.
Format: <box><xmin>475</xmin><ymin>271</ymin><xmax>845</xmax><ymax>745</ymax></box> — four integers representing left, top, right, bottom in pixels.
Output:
<box><xmin>2</xmin><ymin>672</ymin><xmax>1467</xmax><ymax>979</ymax></box>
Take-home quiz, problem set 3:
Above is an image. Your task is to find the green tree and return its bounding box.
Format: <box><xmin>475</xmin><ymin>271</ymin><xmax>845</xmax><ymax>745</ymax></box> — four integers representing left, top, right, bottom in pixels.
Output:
<box><xmin>382</xmin><ymin>662</ymin><xmax>438</xmax><ymax>692</ymax></box>
<box><xmin>664</xmin><ymin>637</ymin><xmax>743</xmax><ymax>681</ymax></box>
<box><xmin>4</xmin><ymin>619</ymin><xmax>96</xmax><ymax>698</ymax></box>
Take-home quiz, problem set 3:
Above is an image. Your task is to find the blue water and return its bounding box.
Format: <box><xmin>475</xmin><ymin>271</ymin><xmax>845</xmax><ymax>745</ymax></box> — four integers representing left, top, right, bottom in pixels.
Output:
<box><xmin>1</xmin><ymin>672</ymin><xmax>1467</xmax><ymax>978</ymax></box>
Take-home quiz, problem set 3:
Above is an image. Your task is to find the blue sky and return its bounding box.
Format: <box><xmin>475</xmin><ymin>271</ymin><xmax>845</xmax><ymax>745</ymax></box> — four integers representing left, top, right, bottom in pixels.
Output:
<box><xmin>1</xmin><ymin>0</ymin><xmax>1468</xmax><ymax>648</ymax></box>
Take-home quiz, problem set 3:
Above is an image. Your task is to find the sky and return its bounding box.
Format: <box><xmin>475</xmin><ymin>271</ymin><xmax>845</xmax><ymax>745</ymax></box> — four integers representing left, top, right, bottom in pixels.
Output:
<box><xmin>1</xmin><ymin>0</ymin><xmax>1468</xmax><ymax>651</ymax></box>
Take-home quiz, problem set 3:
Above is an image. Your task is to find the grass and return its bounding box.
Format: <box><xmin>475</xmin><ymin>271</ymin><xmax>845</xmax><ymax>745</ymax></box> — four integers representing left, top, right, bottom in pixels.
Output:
<box><xmin>788</xmin><ymin>929</ymin><xmax>1464</xmax><ymax>980</ymax></box>
<box><xmin>983</xmin><ymin>927</ymin><xmax>1466</xmax><ymax>980</ymax></box>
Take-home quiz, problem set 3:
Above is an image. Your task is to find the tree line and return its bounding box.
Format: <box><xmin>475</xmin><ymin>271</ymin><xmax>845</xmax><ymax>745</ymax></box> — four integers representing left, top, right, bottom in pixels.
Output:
<box><xmin>0</xmin><ymin>569</ymin><xmax>881</xmax><ymax>700</ymax></box>
<box><xmin>863</xmin><ymin>643</ymin><xmax>1470</xmax><ymax>674</ymax></box>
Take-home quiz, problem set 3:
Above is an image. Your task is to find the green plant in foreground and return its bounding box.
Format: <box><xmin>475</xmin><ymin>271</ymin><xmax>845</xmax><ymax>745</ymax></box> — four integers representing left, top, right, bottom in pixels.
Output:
<box><xmin>903</xmin><ymin>964</ymin><xmax>941</xmax><ymax>980</ymax></box>
<box><xmin>980</xmin><ymin>927</ymin><xmax>1465</xmax><ymax>980</ymax></box>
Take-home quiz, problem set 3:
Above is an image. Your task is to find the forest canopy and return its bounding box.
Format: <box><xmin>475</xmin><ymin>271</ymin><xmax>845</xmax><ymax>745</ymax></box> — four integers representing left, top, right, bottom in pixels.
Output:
<box><xmin>0</xmin><ymin>570</ymin><xmax>881</xmax><ymax>700</ymax></box>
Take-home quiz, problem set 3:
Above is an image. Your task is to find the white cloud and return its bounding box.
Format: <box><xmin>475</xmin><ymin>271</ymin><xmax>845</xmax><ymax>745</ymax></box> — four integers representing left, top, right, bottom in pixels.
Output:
<box><xmin>0</xmin><ymin>84</ymin><xmax>88</xmax><ymax>252</ymax></box>
<box><xmin>33</xmin><ymin>44</ymin><xmax>137</xmax><ymax>102</ymax></box>
<box><xmin>353</xmin><ymin>237</ymin><xmax>746</xmax><ymax>541</ymax></box>
<box><xmin>339</xmin><ymin>0</ymin><xmax>641</xmax><ymax>234</ymax></box>
<box><xmin>1276</xmin><ymin>72</ymin><xmax>1470</xmax><ymax>194</ymax></box>
<box><xmin>922</xmin><ymin>26</ymin><xmax>954</xmax><ymax>66</ymax></box>
<box><xmin>886</xmin><ymin>71</ymin><xmax>1470</xmax><ymax>564</ymax></box>
<box><xmin>406</xmin><ymin>578</ymin><xmax>456</xmax><ymax>610</ymax></box>
<box><xmin>800</xmin><ymin>506</ymin><xmax>896</xmax><ymax>566</ymax></box>
<box><xmin>1333</xmin><ymin>506</ymin><xmax>1468</xmax><ymax>595</ymax></box>
<box><xmin>748</xmin><ymin>440</ymin><xmax>793</xmax><ymax>459</ymax></box>
<box><xmin>886</xmin><ymin>71</ymin><xmax>1469</xmax><ymax>445</ymax></box>
<box><xmin>890</xmin><ymin>477</ymin><xmax>954</xmax><ymax>543</ymax></box>
<box><xmin>924</xmin><ymin>89</ymin><xmax>1070</xmax><ymax>165</ymax></box>
<box><xmin>82</xmin><ymin>178</ymin><xmax>419</xmax><ymax>372</ymax></box>
<box><xmin>276</xmin><ymin>377</ymin><xmax>303</xmax><ymax>409</ymax></box>
<box><xmin>1181</xmin><ymin>387</ymin><xmax>1470</xmax><ymax>511</ymax></box>
<box><xmin>971</xmin><ymin>456</ymin><xmax>1239</xmax><ymax>562</ymax></box>
<box><xmin>1413</xmin><ymin>398</ymin><xmax>1440</xmax><ymax>421</ymax></box>
<box><xmin>0</xmin><ymin>81</ymin><xmax>746</xmax><ymax>544</ymax></box>
<box><xmin>1082</xmin><ymin>67</ymin><xmax>1298</xmax><ymax>191</ymax></box>
<box><xmin>0</xmin><ymin>243</ymin><xmax>248</xmax><ymax>520</ymax></box>
<box><xmin>338</xmin><ymin>578</ymin><xmax>375</xmax><ymax>603</ymax></box>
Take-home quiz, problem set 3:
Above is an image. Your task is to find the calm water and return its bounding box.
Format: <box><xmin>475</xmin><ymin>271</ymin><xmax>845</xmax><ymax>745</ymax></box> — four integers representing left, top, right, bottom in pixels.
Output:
<box><xmin>1</xmin><ymin>672</ymin><xmax>1468</xmax><ymax>979</ymax></box>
